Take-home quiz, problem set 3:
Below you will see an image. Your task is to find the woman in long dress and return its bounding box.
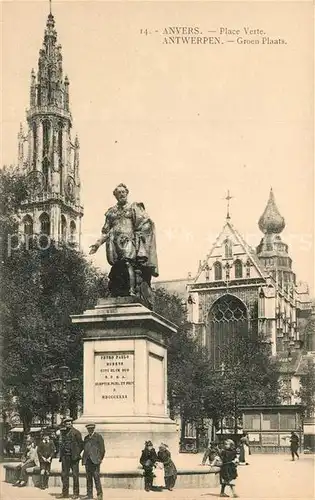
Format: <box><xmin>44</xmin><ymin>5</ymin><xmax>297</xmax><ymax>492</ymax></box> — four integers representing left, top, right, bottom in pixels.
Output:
<box><xmin>157</xmin><ymin>443</ymin><xmax>177</xmax><ymax>491</ymax></box>
<box><xmin>239</xmin><ymin>432</ymin><xmax>251</xmax><ymax>465</ymax></box>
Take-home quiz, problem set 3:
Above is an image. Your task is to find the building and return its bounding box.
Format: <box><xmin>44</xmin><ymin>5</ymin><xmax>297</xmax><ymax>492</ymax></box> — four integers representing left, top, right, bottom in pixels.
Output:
<box><xmin>16</xmin><ymin>10</ymin><xmax>83</xmax><ymax>246</ymax></box>
<box><xmin>153</xmin><ymin>190</ymin><xmax>314</xmax><ymax>447</ymax></box>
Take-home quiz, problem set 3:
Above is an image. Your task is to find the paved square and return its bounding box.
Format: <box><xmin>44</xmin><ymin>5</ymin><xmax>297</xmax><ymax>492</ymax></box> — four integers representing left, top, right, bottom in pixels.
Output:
<box><xmin>1</xmin><ymin>454</ymin><xmax>314</xmax><ymax>500</ymax></box>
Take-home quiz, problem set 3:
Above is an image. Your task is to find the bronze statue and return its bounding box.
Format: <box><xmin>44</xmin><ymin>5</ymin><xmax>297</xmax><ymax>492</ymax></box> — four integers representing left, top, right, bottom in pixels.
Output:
<box><xmin>89</xmin><ymin>183</ymin><xmax>158</xmax><ymax>307</ymax></box>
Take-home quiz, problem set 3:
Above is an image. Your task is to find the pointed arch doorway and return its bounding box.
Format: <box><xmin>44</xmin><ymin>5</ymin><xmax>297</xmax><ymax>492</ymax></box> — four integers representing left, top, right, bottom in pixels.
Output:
<box><xmin>207</xmin><ymin>294</ymin><xmax>249</xmax><ymax>367</ymax></box>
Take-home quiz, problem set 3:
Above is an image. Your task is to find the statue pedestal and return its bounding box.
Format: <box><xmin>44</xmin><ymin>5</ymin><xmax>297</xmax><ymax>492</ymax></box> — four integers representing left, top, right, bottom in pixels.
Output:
<box><xmin>71</xmin><ymin>297</ymin><xmax>179</xmax><ymax>458</ymax></box>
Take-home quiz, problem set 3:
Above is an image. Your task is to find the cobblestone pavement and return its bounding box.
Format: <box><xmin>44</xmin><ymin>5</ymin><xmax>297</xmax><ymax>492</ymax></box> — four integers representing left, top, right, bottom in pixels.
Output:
<box><xmin>1</xmin><ymin>453</ymin><xmax>314</xmax><ymax>500</ymax></box>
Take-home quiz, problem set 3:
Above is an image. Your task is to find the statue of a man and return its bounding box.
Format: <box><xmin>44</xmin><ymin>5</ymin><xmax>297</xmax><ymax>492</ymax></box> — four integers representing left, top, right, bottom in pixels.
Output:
<box><xmin>89</xmin><ymin>183</ymin><xmax>158</xmax><ymax>307</ymax></box>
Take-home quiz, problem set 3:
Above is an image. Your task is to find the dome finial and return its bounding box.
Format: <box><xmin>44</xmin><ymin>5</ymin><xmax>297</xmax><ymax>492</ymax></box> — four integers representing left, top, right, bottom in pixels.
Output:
<box><xmin>258</xmin><ymin>189</ymin><xmax>285</xmax><ymax>234</ymax></box>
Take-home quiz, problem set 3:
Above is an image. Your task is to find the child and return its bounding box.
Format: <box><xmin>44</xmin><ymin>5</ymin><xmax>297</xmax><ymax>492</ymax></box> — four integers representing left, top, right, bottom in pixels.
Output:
<box><xmin>211</xmin><ymin>439</ymin><xmax>239</xmax><ymax>498</ymax></box>
<box><xmin>37</xmin><ymin>432</ymin><xmax>56</xmax><ymax>489</ymax></box>
<box><xmin>140</xmin><ymin>440</ymin><xmax>158</xmax><ymax>492</ymax></box>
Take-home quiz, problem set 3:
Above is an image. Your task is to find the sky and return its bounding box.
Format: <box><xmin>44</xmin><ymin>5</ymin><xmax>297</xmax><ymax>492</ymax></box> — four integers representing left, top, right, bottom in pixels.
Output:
<box><xmin>1</xmin><ymin>0</ymin><xmax>314</xmax><ymax>293</ymax></box>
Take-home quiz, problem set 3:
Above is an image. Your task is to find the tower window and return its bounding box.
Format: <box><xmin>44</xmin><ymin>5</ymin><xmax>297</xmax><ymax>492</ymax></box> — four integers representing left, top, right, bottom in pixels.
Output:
<box><xmin>39</xmin><ymin>212</ymin><xmax>50</xmax><ymax>236</ymax></box>
<box><xmin>70</xmin><ymin>220</ymin><xmax>76</xmax><ymax>243</ymax></box>
<box><xmin>234</xmin><ymin>259</ymin><xmax>243</xmax><ymax>278</ymax></box>
<box><xmin>43</xmin><ymin>120</ymin><xmax>50</xmax><ymax>156</ymax></box>
<box><xmin>224</xmin><ymin>239</ymin><xmax>233</xmax><ymax>259</ymax></box>
<box><xmin>61</xmin><ymin>215</ymin><xmax>67</xmax><ymax>241</ymax></box>
<box><xmin>32</xmin><ymin>122</ymin><xmax>37</xmax><ymax>166</ymax></box>
<box><xmin>42</xmin><ymin>157</ymin><xmax>49</xmax><ymax>191</ymax></box>
<box><xmin>58</xmin><ymin>124</ymin><xmax>63</xmax><ymax>161</ymax></box>
<box><xmin>23</xmin><ymin>215</ymin><xmax>33</xmax><ymax>237</ymax></box>
<box><xmin>214</xmin><ymin>261</ymin><xmax>222</xmax><ymax>281</ymax></box>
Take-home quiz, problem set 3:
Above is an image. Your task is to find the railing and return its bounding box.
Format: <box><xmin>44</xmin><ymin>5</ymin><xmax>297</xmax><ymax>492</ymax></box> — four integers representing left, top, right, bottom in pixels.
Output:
<box><xmin>26</xmin><ymin>105</ymin><xmax>72</xmax><ymax>121</ymax></box>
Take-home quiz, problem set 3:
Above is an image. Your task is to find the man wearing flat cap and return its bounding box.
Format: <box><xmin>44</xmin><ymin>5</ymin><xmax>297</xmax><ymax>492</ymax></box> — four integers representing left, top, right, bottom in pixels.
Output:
<box><xmin>82</xmin><ymin>423</ymin><xmax>105</xmax><ymax>500</ymax></box>
<box><xmin>58</xmin><ymin>418</ymin><xmax>83</xmax><ymax>499</ymax></box>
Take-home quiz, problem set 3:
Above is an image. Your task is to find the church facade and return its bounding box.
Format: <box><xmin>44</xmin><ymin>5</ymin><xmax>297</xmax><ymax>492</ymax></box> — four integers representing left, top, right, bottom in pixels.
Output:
<box><xmin>16</xmin><ymin>12</ymin><xmax>83</xmax><ymax>246</ymax></box>
<box><xmin>154</xmin><ymin>190</ymin><xmax>314</xmax><ymax>406</ymax></box>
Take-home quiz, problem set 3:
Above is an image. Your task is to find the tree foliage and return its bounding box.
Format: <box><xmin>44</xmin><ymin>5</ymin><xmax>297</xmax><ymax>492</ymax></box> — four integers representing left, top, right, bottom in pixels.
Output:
<box><xmin>298</xmin><ymin>359</ymin><xmax>315</xmax><ymax>418</ymax></box>
<box><xmin>0</xmin><ymin>166</ymin><xmax>104</xmax><ymax>431</ymax></box>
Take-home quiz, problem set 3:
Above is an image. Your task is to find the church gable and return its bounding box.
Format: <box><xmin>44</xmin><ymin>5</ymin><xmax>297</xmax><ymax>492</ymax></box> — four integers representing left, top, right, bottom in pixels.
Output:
<box><xmin>195</xmin><ymin>222</ymin><xmax>266</xmax><ymax>284</ymax></box>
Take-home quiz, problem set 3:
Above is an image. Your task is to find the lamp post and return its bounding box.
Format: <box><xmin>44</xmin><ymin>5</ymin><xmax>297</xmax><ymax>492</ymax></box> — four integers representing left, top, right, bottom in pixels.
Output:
<box><xmin>50</xmin><ymin>366</ymin><xmax>79</xmax><ymax>420</ymax></box>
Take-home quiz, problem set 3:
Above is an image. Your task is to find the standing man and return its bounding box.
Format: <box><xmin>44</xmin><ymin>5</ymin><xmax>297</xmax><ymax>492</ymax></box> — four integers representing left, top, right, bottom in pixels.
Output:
<box><xmin>290</xmin><ymin>431</ymin><xmax>300</xmax><ymax>461</ymax></box>
<box><xmin>37</xmin><ymin>432</ymin><xmax>56</xmax><ymax>489</ymax></box>
<box><xmin>57</xmin><ymin>417</ymin><xmax>83</xmax><ymax>499</ymax></box>
<box><xmin>82</xmin><ymin>423</ymin><xmax>105</xmax><ymax>500</ymax></box>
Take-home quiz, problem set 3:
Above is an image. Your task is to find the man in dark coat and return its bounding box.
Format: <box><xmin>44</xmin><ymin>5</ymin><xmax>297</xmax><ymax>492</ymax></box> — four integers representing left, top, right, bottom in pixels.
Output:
<box><xmin>57</xmin><ymin>417</ymin><xmax>83</xmax><ymax>499</ymax></box>
<box><xmin>290</xmin><ymin>431</ymin><xmax>299</xmax><ymax>461</ymax></box>
<box><xmin>82</xmin><ymin>423</ymin><xmax>105</xmax><ymax>500</ymax></box>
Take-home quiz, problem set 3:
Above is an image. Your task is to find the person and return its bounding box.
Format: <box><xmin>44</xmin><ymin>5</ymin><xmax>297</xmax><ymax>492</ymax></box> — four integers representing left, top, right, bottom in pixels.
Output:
<box><xmin>290</xmin><ymin>431</ymin><xmax>300</xmax><ymax>461</ymax></box>
<box><xmin>139</xmin><ymin>440</ymin><xmax>158</xmax><ymax>492</ymax></box>
<box><xmin>89</xmin><ymin>183</ymin><xmax>158</xmax><ymax>307</ymax></box>
<box><xmin>202</xmin><ymin>441</ymin><xmax>219</xmax><ymax>465</ymax></box>
<box><xmin>57</xmin><ymin>417</ymin><xmax>83</xmax><ymax>499</ymax></box>
<box><xmin>5</xmin><ymin>433</ymin><xmax>14</xmax><ymax>456</ymax></box>
<box><xmin>239</xmin><ymin>432</ymin><xmax>251</xmax><ymax>465</ymax></box>
<box><xmin>82</xmin><ymin>423</ymin><xmax>105</xmax><ymax>500</ymax></box>
<box><xmin>213</xmin><ymin>439</ymin><xmax>239</xmax><ymax>498</ymax></box>
<box><xmin>157</xmin><ymin>443</ymin><xmax>177</xmax><ymax>491</ymax></box>
<box><xmin>13</xmin><ymin>438</ymin><xmax>39</xmax><ymax>488</ymax></box>
<box><xmin>37</xmin><ymin>432</ymin><xmax>56</xmax><ymax>490</ymax></box>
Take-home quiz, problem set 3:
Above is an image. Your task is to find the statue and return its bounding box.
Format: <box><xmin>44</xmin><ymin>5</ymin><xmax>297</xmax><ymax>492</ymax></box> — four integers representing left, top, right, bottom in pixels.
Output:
<box><xmin>89</xmin><ymin>183</ymin><xmax>158</xmax><ymax>308</ymax></box>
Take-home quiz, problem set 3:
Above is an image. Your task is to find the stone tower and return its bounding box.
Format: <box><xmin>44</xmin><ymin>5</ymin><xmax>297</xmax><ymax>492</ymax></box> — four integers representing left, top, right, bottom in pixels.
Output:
<box><xmin>17</xmin><ymin>11</ymin><xmax>83</xmax><ymax>246</ymax></box>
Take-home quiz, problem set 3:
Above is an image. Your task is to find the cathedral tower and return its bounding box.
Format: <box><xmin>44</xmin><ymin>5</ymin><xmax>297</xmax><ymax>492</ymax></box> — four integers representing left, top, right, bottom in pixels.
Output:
<box><xmin>17</xmin><ymin>11</ymin><xmax>83</xmax><ymax>246</ymax></box>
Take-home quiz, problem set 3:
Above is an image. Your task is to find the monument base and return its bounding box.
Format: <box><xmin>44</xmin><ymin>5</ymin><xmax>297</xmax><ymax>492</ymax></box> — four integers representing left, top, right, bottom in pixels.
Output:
<box><xmin>71</xmin><ymin>297</ymin><xmax>179</xmax><ymax>458</ymax></box>
<box><xmin>74</xmin><ymin>415</ymin><xmax>178</xmax><ymax>458</ymax></box>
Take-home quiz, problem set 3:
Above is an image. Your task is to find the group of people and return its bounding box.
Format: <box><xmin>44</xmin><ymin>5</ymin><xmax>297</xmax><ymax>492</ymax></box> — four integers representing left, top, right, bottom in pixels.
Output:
<box><xmin>13</xmin><ymin>417</ymin><xmax>105</xmax><ymax>500</ymax></box>
<box><xmin>140</xmin><ymin>440</ymin><xmax>177</xmax><ymax>492</ymax></box>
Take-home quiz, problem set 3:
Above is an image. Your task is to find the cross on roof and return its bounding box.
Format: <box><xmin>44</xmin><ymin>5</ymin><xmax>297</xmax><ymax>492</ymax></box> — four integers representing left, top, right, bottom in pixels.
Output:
<box><xmin>224</xmin><ymin>190</ymin><xmax>233</xmax><ymax>220</ymax></box>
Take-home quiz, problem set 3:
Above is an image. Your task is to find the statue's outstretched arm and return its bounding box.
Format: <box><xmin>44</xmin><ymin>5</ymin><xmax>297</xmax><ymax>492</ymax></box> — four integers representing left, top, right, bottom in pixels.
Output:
<box><xmin>89</xmin><ymin>217</ymin><xmax>110</xmax><ymax>254</ymax></box>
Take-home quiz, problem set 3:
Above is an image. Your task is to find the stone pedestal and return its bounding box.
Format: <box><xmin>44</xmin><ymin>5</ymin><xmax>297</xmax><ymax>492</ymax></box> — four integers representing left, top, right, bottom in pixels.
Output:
<box><xmin>71</xmin><ymin>297</ymin><xmax>179</xmax><ymax>458</ymax></box>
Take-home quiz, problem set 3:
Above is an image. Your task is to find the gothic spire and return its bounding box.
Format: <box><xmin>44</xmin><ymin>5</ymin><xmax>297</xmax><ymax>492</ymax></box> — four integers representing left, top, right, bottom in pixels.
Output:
<box><xmin>29</xmin><ymin>8</ymin><xmax>70</xmax><ymax>113</ymax></box>
<box><xmin>258</xmin><ymin>188</ymin><xmax>285</xmax><ymax>234</ymax></box>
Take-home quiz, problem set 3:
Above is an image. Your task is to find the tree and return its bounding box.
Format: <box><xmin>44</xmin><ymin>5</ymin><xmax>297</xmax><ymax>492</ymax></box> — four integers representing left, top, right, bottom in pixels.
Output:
<box><xmin>297</xmin><ymin>359</ymin><xmax>315</xmax><ymax>418</ymax></box>
<box><xmin>0</xmin><ymin>165</ymin><xmax>28</xmax><ymax>263</ymax></box>
<box><xmin>203</xmin><ymin>335</ymin><xmax>280</xmax><ymax>435</ymax></box>
<box><xmin>153</xmin><ymin>288</ymin><xmax>211</xmax><ymax>429</ymax></box>
<box><xmin>0</xmin><ymin>166</ymin><xmax>105</xmax><ymax>431</ymax></box>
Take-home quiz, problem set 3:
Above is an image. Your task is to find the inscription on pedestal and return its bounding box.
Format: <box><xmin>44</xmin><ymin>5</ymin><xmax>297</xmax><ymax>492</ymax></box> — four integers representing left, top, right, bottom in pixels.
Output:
<box><xmin>94</xmin><ymin>351</ymin><xmax>134</xmax><ymax>403</ymax></box>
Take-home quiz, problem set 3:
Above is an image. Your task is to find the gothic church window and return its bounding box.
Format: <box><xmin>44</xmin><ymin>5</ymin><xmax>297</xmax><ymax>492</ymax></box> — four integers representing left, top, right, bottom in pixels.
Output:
<box><xmin>214</xmin><ymin>261</ymin><xmax>222</xmax><ymax>280</ymax></box>
<box><xmin>43</xmin><ymin>120</ymin><xmax>50</xmax><ymax>156</ymax></box>
<box><xmin>234</xmin><ymin>259</ymin><xmax>243</xmax><ymax>278</ymax></box>
<box><xmin>61</xmin><ymin>215</ymin><xmax>67</xmax><ymax>241</ymax></box>
<box><xmin>39</xmin><ymin>212</ymin><xmax>50</xmax><ymax>236</ymax></box>
<box><xmin>32</xmin><ymin>122</ymin><xmax>37</xmax><ymax>166</ymax></box>
<box><xmin>207</xmin><ymin>294</ymin><xmax>248</xmax><ymax>367</ymax></box>
<box><xmin>70</xmin><ymin>220</ymin><xmax>76</xmax><ymax>243</ymax></box>
<box><xmin>42</xmin><ymin>157</ymin><xmax>49</xmax><ymax>191</ymax></box>
<box><xmin>23</xmin><ymin>215</ymin><xmax>33</xmax><ymax>236</ymax></box>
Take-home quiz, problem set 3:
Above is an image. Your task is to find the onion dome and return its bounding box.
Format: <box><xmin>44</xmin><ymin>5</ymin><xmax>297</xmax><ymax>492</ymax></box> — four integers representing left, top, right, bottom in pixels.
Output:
<box><xmin>258</xmin><ymin>189</ymin><xmax>285</xmax><ymax>234</ymax></box>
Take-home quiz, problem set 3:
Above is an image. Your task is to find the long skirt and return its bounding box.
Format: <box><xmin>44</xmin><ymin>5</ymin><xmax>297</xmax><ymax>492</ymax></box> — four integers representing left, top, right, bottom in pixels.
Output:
<box><xmin>153</xmin><ymin>463</ymin><xmax>165</xmax><ymax>487</ymax></box>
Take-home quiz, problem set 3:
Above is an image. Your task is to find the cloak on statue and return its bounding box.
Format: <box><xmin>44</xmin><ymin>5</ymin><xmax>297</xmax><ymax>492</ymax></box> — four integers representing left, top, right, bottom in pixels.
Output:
<box><xmin>102</xmin><ymin>201</ymin><xmax>159</xmax><ymax>279</ymax></box>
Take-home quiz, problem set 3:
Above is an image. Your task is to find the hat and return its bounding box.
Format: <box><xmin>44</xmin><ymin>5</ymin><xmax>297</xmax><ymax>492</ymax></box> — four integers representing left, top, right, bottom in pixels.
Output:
<box><xmin>85</xmin><ymin>423</ymin><xmax>96</xmax><ymax>429</ymax></box>
<box><xmin>62</xmin><ymin>417</ymin><xmax>73</xmax><ymax>424</ymax></box>
<box><xmin>159</xmin><ymin>443</ymin><xmax>168</xmax><ymax>449</ymax></box>
<box><xmin>145</xmin><ymin>440</ymin><xmax>153</xmax><ymax>447</ymax></box>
